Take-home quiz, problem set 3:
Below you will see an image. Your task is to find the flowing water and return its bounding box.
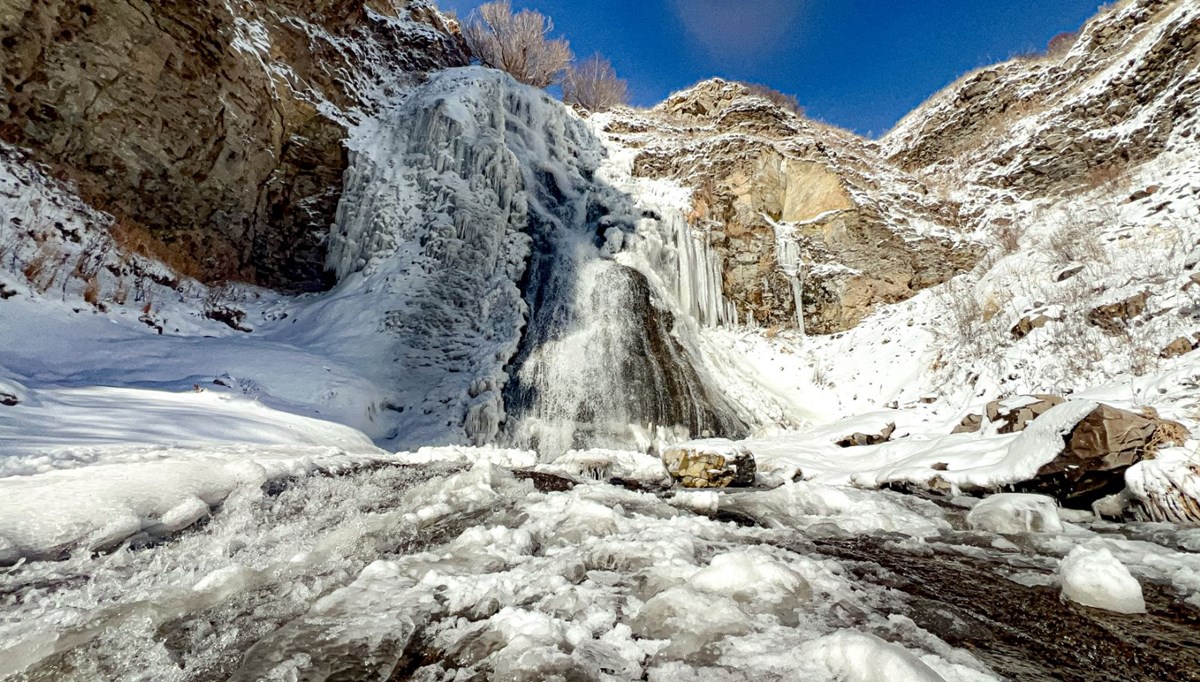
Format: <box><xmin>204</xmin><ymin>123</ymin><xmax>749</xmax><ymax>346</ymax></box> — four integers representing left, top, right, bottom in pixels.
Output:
<box><xmin>3</xmin><ymin>463</ymin><xmax>1199</xmax><ymax>681</ymax></box>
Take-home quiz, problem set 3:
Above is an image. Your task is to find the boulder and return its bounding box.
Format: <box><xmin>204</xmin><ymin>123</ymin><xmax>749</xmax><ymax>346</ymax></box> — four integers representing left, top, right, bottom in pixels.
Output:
<box><xmin>662</xmin><ymin>441</ymin><xmax>757</xmax><ymax>489</ymax></box>
<box><xmin>1022</xmin><ymin>404</ymin><xmax>1189</xmax><ymax>506</ymax></box>
<box><xmin>985</xmin><ymin>395</ymin><xmax>1065</xmax><ymax>434</ymax></box>
<box><xmin>836</xmin><ymin>423</ymin><xmax>896</xmax><ymax>447</ymax></box>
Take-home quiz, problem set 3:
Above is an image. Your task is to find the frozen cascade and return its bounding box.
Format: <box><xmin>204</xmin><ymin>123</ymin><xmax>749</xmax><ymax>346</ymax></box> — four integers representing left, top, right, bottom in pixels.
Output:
<box><xmin>770</xmin><ymin>218</ymin><xmax>807</xmax><ymax>335</ymax></box>
<box><xmin>325</xmin><ymin>67</ymin><xmax>745</xmax><ymax>453</ymax></box>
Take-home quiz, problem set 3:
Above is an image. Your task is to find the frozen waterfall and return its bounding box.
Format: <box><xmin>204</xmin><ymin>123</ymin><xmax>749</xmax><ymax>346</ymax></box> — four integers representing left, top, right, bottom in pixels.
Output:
<box><xmin>324</xmin><ymin>67</ymin><xmax>745</xmax><ymax>454</ymax></box>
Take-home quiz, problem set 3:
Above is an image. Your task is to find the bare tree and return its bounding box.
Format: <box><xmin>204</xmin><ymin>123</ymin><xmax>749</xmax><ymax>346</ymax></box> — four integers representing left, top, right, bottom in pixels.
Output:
<box><xmin>463</xmin><ymin>1</ymin><xmax>573</xmax><ymax>88</ymax></box>
<box><xmin>563</xmin><ymin>54</ymin><xmax>629</xmax><ymax>112</ymax></box>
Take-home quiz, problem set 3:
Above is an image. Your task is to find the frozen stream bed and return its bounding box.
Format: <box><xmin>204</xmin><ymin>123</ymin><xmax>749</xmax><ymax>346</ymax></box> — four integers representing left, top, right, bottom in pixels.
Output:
<box><xmin>2</xmin><ymin>455</ymin><xmax>1200</xmax><ymax>682</ymax></box>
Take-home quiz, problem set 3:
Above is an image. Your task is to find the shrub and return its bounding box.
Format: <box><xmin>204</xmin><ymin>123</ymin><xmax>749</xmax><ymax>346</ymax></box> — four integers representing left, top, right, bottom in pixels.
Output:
<box><xmin>743</xmin><ymin>83</ymin><xmax>805</xmax><ymax>117</ymax></box>
<box><xmin>563</xmin><ymin>54</ymin><xmax>628</xmax><ymax>112</ymax></box>
<box><xmin>1047</xmin><ymin>30</ymin><xmax>1081</xmax><ymax>57</ymax></box>
<box><xmin>463</xmin><ymin>1</ymin><xmax>572</xmax><ymax>88</ymax></box>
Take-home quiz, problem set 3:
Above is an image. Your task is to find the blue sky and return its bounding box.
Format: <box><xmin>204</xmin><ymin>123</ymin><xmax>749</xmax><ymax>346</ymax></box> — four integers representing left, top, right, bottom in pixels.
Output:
<box><xmin>438</xmin><ymin>0</ymin><xmax>1103</xmax><ymax>137</ymax></box>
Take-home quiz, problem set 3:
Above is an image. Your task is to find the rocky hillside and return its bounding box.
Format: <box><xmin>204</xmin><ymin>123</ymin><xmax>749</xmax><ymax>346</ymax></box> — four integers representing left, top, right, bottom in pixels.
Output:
<box><xmin>886</xmin><ymin>0</ymin><xmax>1199</xmax><ymax>201</ymax></box>
<box><xmin>0</xmin><ymin>0</ymin><xmax>466</xmax><ymax>291</ymax></box>
<box><xmin>601</xmin><ymin>81</ymin><xmax>980</xmax><ymax>334</ymax></box>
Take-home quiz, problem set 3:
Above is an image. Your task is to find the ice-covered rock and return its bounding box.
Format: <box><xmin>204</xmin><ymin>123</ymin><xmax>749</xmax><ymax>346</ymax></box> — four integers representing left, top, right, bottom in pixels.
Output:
<box><xmin>1059</xmin><ymin>546</ymin><xmax>1146</xmax><ymax>613</ymax></box>
<box><xmin>662</xmin><ymin>440</ymin><xmax>757</xmax><ymax>488</ymax></box>
<box><xmin>966</xmin><ymin>493</ymin><xmax>1064</xmax><ymax>534</ymax></box>
<box><xmin>802</xmin><ymin>630</ymin><xmax>949</xmax><ymax>682</ymax></box>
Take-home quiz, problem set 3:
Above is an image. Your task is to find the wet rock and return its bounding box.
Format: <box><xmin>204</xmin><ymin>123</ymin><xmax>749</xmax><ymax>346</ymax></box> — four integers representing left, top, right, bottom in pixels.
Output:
<box><xmin>985</xmin><ymin>394</ymin><xmax>1065</xmax><ymax>434</ymax></box>
<box><xmin>1023</xmin><ymin>404</ymin><xmax>1188</xmax><ymax>506</ymax></box>
<box><xmin>513</xmin><ymin>471</ymin><xmax>576</xmax><ymax>493</ymax></box>
<box><xmin>835</xmin><ymin>423</ymin><xmax>896</xmax><ymax>447</ymax></box>
<box><xmin>662</xmin><ymin>441</ymin><xmax>757</xmax><ymax>489</ymax></box>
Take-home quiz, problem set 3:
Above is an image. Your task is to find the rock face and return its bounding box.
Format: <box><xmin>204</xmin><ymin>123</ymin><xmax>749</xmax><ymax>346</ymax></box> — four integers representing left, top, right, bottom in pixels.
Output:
<box><xmin>662</xmin><ymin>441</ymin><xmax>757</xmax><ymax>488</ymax></box>
<box><xmin>603</xmin><ymin>80</ymin><xmax>981</xmax><ymax>333</ymax></box>
<box><xmin>0</xmin><ymin>0</ymin><xmax>467</xmax><ymax>290</ymax></box>
<box><xmin>885</xmin><ymin>0</ymin><xmax>1200</xmax><ymax>199</ymax></box>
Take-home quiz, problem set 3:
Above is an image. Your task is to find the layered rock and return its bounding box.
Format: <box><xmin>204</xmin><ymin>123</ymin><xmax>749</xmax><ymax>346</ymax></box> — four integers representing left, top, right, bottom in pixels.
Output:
<box><xmin>0</xmin><ymin>0</ymin><xmax>467</xmax><ymax>290</ymax></box>
<box><xmin>885</xmin><ymin>0</ymin><xmax>1200</xmax><ymax>199</ymax></box>
<box><xmin>662</xmin><ymin>441</ymin><xmax>757</xmax><ymax>488</ymax></box>
<box><xmin>602</xmin><ymin>80</ymin><xmax>980</xmax><ymax>333</ymax></box>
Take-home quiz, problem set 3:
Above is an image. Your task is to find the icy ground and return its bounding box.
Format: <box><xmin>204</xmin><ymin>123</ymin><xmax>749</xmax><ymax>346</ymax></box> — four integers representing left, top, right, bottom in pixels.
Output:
<box><xmin>4</xmin><ymin>453</ymin><xmax>1200</xmax><ymax>681</ymax></box>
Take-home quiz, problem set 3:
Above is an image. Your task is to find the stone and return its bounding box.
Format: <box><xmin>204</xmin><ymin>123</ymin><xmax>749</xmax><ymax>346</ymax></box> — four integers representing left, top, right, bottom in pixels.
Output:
<box><xmin>985</xmin><ymin>395</ymin><xmax>1065</xmax><ymax>434</ymax></box>
<box><xmin>1010</xmin><ymin>314</ymin><xmax>1054</xmax><ymax>339</ymax></box>
<box><xmin>1021</xmin><ymin>403</ymin><xmax>1189</xmax><ymax>507</ymax></box>
<box><xmin>952</xmin><ymin>413</ymin><xmax>983</xmax><ymax>434</ymax></box>
<box><xmin>1087</xmin><ymin>292</ymin><xmax>1151</xmax><ymax>333</ymax></box>
<box><xmin>1055</xmin><ymin>264</ymin><xmax>1086</xmax><ymax>282</ymax></box>
<box><xmin>836</xmin><ymin>422</ymin><xmax>896</xmax><ymax>447</ymax></box>
<box><xmin>1160</xmin><ymin>336</ymin><xmax>1196</xmax><ymax>359</ymax></box>
<box><xmin>662</xmin><ymin>441</ymin><xmax>757</xmax><ymax>489</ymax></box>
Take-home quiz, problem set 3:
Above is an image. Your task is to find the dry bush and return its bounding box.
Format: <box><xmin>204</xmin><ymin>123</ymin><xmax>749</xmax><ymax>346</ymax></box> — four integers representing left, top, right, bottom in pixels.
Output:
<box><xmin>1081</xmin><ymin>163</ymin><xmax>1125</xmax><ymax>192</ymax></box>
<box><xmin>742</xmin><ymin>83</ymin><xmax>805</xmax><ymax>117</ymax></box>
<box><xmin>563</xmin><ymin>54</ymin><xmax>628</xmax><ymax>112</ymax></box>
<box><xmin>82</xmin><ymin>274</ymin><xmax>101</xmax><ymax>306</ymax></box>
<box><xmin>463</xmin><ymin>1</ymin><xmax>572</xmax><ymax>88</ymax></box>
<box><xmin>995</xmin><ymin>222</ymin><xmax>1024</xmax><ymax>255</ymax></box>
<box><xmin>1047</xmin><ymin>30</ymin><xmax>1082</xmax><ymax>57</ymax></box>
<box><xmin>110</xmin><ymin>220</ymin><xmax>203</xmax><ymax>281</ymax></box>
<box><xmin>1044</xmin><ymin>212</ymin><xmax>1109</xmax><ymax>265</ymax></box>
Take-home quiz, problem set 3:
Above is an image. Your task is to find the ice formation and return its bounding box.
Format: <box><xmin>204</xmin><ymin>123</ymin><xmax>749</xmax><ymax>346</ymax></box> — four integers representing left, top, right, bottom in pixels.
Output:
<box><xmin>326</xmin><ymin>67</ymin><xmax>745</xmax><ymax>454</ymax></box>
<box><xmin>966</xmin><ymin>493</ymin><xmax>1065</xmax><ymax>535</ymax></box>
<box><xmin>1059</xmin><ymin>546</ymin><xmax>1147</xmax><ymax>614</ymax></box>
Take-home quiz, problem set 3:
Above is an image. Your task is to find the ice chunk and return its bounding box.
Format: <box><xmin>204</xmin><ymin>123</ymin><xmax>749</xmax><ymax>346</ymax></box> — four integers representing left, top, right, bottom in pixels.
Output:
<box><xmin>966</xmin><ymin>493</ymin><xmax>1064</xmax><ymax>534</ymax></box>
<box><xmin>802</xmin><ymin>630</ymin><xmax>948</xmax><ymax>682</ymax></box>
<box><xmin>1059</xmin><ymin>546</ymin><xmax>1146</xmax><ymax>613</ymax></box>
<box><xmin>631</xmin><ymin>586</ymin><xmax>752</xmax><ymax>658</ymax></box>
<box><xmin>688</xmin><ymin>551</ymin><xmax>811</xmax><ymax>624</ymax></box>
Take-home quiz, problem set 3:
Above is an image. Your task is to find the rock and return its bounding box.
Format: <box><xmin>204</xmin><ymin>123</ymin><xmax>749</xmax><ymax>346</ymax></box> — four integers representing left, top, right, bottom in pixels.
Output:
<box><xmin>985</xmin><ymin>395</ymin><xmax>1065</xmax><ymax>434</ymax></box>
<box><xmin>1087</xmin><ymin>291</ymin><xmax>1151</xmax><ymax>333</ymax></box>
<box><xmin>1010</xmin><ymin>314</ymin><xmax>1053</xmax><ymax>339</ymax></box>
<box><xmin>952</xmin><ymin>413</ymin><xmax>983</xmax><ymax>434</ymax></box>
<box><xmin>1160</xmin><ymin>336</ymin><xmax>1197</xmax><ymax>359</ymax></box>
<box><xmin>0</xmin><ymin>0</ymin><xmax>468</xmax><ymax>291</ymax></box>
<box><xmin>1059</xmin><ymin>547</ymin><xmax>1146</xmax><ymax>614</ymax></box>
<box><xmin>1126</xmin><ymin>184</ymin><xmax>1160</xmax><ymax>202</ymax></box>
<box><xmin>662</xmin><ymin>441</ymin><xmax>757</xmax><ymax>488</ymax></box>
<box><xmin>1022</xmin><ymin>403</ymin><xmax>1188</xmax><ymax>506</ymax></box>
<box><xmin>513</xmin><ymin>471</ymin><xmax>576</xmax><ymax>493</ymax></box>
<box><xmin>836</xmin><ymin>422</ymin><xmax>896</xmax><ymax>447</ymax></box>
<box><xmin>967</xmin><ymin>493</ymin><xmax>1064</xmax><ymax>534</ymax></box>
<box><xmin>0</xmin><ymin>393</ymin><xmax>18</xmax><ymax>407</ymax></box>
<box><xmin>1055</xmin><ymin>264</ymin><xmax>1086</xmax><ymax>282</ymax></box>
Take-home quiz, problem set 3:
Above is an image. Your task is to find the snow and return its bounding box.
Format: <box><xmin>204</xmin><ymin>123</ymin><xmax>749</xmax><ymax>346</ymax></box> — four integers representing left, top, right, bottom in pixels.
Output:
<box><xmin>801</xmin><ymin>630</ymin><xmax>949</xmax><ymax>682</ymax></box>
<box><xmin>966</xmin><ymin>493</ymin><xmax>1065</xmax><ymax>534</ymax></box>
<box><xmin>1059</xmin><ymin>546</ymin><xmax>1147</xmax><ymax>614</ymax></box>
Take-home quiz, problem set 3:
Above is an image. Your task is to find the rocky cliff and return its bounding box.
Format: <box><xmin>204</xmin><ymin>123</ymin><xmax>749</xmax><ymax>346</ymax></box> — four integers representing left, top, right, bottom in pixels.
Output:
<box><xmin>601</xmin><ymin>80</ymin><xmax>980</xmax><ymax>334</ymax></box>
<box><xmin>0</xmin><ymin>0</ymin><xmax>466</xmax><ymax>290</ymax></box>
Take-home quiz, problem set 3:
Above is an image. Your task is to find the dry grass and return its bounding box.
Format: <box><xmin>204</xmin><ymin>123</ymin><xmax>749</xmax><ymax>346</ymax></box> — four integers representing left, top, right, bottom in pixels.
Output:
<box><xmin>109</xmin><ymin>220</ymin><xmax>205</xmax><ymax>282</ymax></box>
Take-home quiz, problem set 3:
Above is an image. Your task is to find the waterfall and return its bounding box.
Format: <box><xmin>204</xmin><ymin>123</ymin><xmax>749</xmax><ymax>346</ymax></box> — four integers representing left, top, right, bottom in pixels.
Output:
<box><xmin>324</xmin><ymin>67</ymin><xmax>746</xmax><ymax>454</ymax></box>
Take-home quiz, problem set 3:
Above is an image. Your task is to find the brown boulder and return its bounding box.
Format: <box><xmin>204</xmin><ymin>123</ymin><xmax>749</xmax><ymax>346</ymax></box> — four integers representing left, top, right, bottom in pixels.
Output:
<box><xmin>1087</xmin><ymin>292</ymin><xmax>1151</xmax><ymax>333</ymax></box>
<box><xmin>1022</xmin><ymin>404</ymin><xmax>1190</xmax><ymax>506</ymax></box>
<box><xmin>952</xmin><ymin>413</ymin><xmax>983</xmax><ymax>434</ymax></box>
<box><xmin>1161</xmin><ymin>336</ymin><xmax>1197</xmax><ymax>359</ymax></box>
